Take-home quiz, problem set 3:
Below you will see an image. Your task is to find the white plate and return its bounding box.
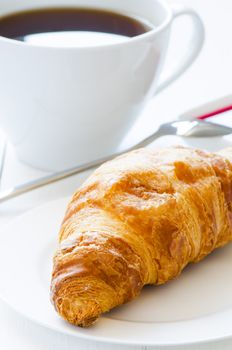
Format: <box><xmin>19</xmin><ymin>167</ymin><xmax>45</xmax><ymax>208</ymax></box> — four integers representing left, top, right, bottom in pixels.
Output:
<box><xmin>1</xmin><ymin>136</ymin><xmax>232</xmax><ymax>347</ymax></box>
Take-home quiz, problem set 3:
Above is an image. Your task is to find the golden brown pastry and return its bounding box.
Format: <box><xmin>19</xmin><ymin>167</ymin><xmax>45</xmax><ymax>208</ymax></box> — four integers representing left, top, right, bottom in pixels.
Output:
<box><xmin>50</xmin><ymin>146</ymin><xmax>232</xmax><ymax>327</ymax></box>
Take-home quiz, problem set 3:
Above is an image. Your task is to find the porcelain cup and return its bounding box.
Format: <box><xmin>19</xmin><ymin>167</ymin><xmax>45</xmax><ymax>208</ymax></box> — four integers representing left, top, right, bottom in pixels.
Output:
<box><xmin>0</xmin><ymin>0</ymin><xmax>204</xmax><ymax>170</ymax></box>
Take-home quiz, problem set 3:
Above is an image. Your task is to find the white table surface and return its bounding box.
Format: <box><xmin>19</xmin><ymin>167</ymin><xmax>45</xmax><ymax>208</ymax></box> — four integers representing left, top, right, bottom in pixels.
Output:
<box><xmin>1</xmin><ymin>0</ymin><xmax>232</xmax><ymax>349</ymax></box>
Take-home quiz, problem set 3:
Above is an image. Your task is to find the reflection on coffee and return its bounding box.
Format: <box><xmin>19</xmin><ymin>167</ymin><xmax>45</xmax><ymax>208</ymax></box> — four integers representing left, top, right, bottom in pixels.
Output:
<box><xmin>0</xmin><ymin>8</ymin><xmax>153</xmax><ymax>47</ymax></box>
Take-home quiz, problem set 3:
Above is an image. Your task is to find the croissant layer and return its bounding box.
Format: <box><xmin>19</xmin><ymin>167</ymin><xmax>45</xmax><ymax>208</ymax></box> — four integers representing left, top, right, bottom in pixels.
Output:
<box><xmin>51</xmin><ymin>146</ymin><xmax>232</xmax><ymax>326</ymax></box>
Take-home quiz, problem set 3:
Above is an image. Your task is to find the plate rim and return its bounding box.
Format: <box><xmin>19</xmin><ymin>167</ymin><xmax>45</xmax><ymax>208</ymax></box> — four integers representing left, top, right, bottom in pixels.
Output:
<box><xmin>1</xmin><ymin>286</ymin><xmax>232</xmax><ymax>347</ymax></box>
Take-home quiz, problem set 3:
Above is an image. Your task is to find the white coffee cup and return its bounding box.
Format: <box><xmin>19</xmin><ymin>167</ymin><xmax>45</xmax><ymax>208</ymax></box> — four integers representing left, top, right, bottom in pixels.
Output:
<box><xmin>0</xmin><ymin>0</ymin><xmax>204</xmax><ymax>171</ymax></box>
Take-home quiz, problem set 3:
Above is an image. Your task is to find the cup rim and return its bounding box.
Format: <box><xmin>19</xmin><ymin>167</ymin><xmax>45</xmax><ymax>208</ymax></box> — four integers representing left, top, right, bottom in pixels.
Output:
<box><xmin>0</xmin><ymin>0</ymin><xmax>173</xmax><ymax>50</ymax></box>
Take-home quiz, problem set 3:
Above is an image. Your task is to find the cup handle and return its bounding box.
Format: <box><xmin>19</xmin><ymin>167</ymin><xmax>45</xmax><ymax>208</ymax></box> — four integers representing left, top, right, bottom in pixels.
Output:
<box><xmin>155</xmin><ymin>4</ymin><xmax>205</xmax><ymax>94</ymax></box>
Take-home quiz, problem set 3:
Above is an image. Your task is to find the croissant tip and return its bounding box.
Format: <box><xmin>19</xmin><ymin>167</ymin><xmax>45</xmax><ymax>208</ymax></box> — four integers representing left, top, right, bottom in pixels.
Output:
<box><xmin>52</xmin><ymin>293</ymin><xmax>101</xmax><ymax>327</ymax></box>
<box><xmin>72</xmin><ymin>315</ymin><xmax>99</xmax><ymax>327</ymax></box>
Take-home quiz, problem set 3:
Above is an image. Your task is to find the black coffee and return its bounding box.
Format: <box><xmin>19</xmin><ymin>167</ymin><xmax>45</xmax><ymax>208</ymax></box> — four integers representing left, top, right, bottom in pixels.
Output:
<box><xmin>0</xmin><ymin>8</ymin><xmax>152</xmax><ymax>47</ymax></box>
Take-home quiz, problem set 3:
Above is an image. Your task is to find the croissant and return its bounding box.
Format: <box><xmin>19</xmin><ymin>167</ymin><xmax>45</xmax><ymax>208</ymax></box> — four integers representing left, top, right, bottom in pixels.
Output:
<box><xmin>50</xmin><ymin>146</ymin><xmax>232</xmax><ymax>327</ymax></box>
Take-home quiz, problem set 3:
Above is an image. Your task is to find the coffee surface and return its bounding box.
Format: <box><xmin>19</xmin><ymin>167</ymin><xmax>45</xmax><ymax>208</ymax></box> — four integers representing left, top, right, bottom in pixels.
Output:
<box><xmin>0</xmin><ymin>8</ymin><xmax>152</xmax><ymax>47</ymax></box>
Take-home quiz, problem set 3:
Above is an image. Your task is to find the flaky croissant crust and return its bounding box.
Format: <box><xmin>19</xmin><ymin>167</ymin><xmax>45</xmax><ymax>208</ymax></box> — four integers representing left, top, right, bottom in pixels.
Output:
<box><xmin>51</xmin><ymin>146</ymin><xmax>232</xmax><ymax>326</ymax></box>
